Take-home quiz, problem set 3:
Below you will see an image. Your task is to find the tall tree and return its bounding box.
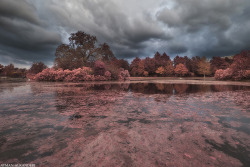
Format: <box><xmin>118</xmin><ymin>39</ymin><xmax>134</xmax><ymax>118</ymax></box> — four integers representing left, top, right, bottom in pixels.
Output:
<box><xmin>189</xmin><ymin>56</ymin><xmax>201</xmax><ymax>75</ymax></box>
<box><xmin>161</xmin><ymin>52</ymin><xmax>170</xmax><ymax>62</ymax></box>
<box><xmin>95</xmin><ymin>43</ymin><xmax>115</xmax><ymax>62</ymax></box>
<box><xmin>144</xmin><ymin>57</ymin><xmax>156</xmax><ymax>75</ymax></box>
<box><xmin>173</xmin><ymin>56</ymin><xmax>192</xmax><ymax>72</ymax></box>
<box><xmin>3</xmin><ymin>64</ymin><xmax>15</xmax><ymax>76</ymax></box>
<box><xmin>137</xmin><ymin>60</ymin><xmax>145</xmax><ymax>76</ymax></box>
<box><xmin>94</xmin><ymin>61</ymin><xmax>106</xmax><ymax>76</ymax></box>
<box><xmin>230</xmin><ymin>50</ymin><xmax>250</xmax><ymax>80</ymax></box>
<box><xmin>197</xmin><ymin>58</ymin><xmax>211</xmax><ymax>79</ymax></box>
<box><xmin>0</xmin><ymin>64</ymin><xmax>4</xmax><ymax>75</ymax></box>
<box><xmin>174</xmin><ymin>63</ymin><xmax>189</xmax><ymax>77</ymax></box>
<box><xmin>173</xmin><ymin>56</ymin><xmax>189</xmax><ymax>66</ymax></box>
<box><xmin>55</xmin><ymin>44</ymin><xmax>75</xmax><ymax>70</ymax></box>
<box><xmin>154</xmin><ymin>52</ymin><xmax>161</xmax><ymax>68</ymax></box>
<box><xmin>165</xmin><ymin>60</ymin><xmax>174</xmax><ymax>76</ymax></box>
<box><xmin>155</xmin><ymin>52</ymin><xmax>171</xmax><ymax>68</ymax></box>
<box><xmin>29</xmin><ymin>62</ymin><xmax>47</xmax><ymax>74</ymax></box>
<box><xmin>55</xmin><ymin>31</ymin><xmax>115</xmax><ymax>70</ymax></box>
<box><xmin>210</xmin><ymin>57</ymin><xmax>229</xmax><ymax>74</ymax></box>
<box><xmin>130</xmin><ymin>57</ymin><xmax>141</xmax><ymax>76</ymax></box>
<box><xmin>110</xmin><ymin>59</ymin><xmax>129</xmax><ymax>70</ymax></box>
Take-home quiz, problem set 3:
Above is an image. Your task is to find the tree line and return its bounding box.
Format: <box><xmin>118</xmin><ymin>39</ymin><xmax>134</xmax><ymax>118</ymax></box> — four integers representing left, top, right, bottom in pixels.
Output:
<box><xmin>129</xmin><ymin>50</ymin><xmax>250</xmax><ymax>80</ymax></box>
<box><xmin>0</xmin><ymin>31</ymin><xmax>249</xmax><ymax>81</ymax></box>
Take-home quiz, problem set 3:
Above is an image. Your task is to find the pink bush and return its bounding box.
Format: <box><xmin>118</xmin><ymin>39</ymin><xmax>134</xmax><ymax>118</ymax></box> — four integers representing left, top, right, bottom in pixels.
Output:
<box><xmin>34</xmin><ymin>67</ymin><xmax>125</xmax><ymax>82</ymax></box>
<box><xmin>82</xmin><ymin>67</ymin><xmax>93</xmax><ymax>74</ymax></box>
<box><xmin>26</xmin><ymin>73</ymin><xmax>36</xmax><ymax>80</ymax></box>
<box><xmin>94</xmin><ymin>61</ymin><xmax>106</xmax><ymax>76</ymax></box>
<box><xmin>84</xmin><ymin>75</ymin><xmax>95</xmax><ymax>81</ymax></box>
<box><xmin>55</xmin><ymin>69</ymin><xmax>66</xmax><ymax>81</ymax></box>
<box><xmin>215</xmin><ymin>51</ymin><xmax>250</xmax><ymax>81</ymax></box>
<box><xmin>35</xmin><ymin>68</ymin><xmax>57</xmax><ymax>81</ymax></box>
<box><xmin>94</xmin><ymin>75</ymin><xmax>107</xmax><ymax>81</ymax></box>
<box><xmin>215</xmin><ymin>68</ymin><xmax>250</xmax><ymax>81</ymax></box>
<box><xmin>243</xmin><ymin>70</ymin><xmax>250</xmax><ymax>79</ymax></box>
<box><xmin>214</xmin><ymin>68</ymin><xmax>233</xmax><ymax>80</ymax></box>
<box><xmin>104</xmin><ymin>71</ymin><xmax>111</xmax><ymax>80</ymax></box>
<box><xmin>118</xmin><ymin>69</ymin><xmax>130</xmax><ymax>81</ymax></box>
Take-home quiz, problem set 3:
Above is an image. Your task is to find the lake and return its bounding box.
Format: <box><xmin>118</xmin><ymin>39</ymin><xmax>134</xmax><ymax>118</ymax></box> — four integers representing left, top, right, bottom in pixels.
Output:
<box><xmin>0</xmin><ymin>81</ymin><xmax>249</xmax><ymax>167</ymax></box>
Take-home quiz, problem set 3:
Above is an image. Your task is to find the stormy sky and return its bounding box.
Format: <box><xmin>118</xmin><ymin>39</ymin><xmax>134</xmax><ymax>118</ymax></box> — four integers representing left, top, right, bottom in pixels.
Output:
<box><xmin>0</xmin><ymin>0</ymin><xmax>250</xmax><ymax>68</ymax></box>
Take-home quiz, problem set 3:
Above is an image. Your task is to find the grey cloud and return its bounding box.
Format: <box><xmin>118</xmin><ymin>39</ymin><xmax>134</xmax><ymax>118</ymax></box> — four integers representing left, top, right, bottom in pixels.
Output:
<box><xmin>157</xmin><ymin>0</ymin><xmax>245</xmax><ymax>32</ymax></box>
<box><xmin>0</xmin><ymin>0</ymin><xmax>249</xmax><ymax>68</ymax></box>
<box><xmin>167</xmin><ymin>44</ymin><xmax>188</xmax><ymax>55</ymax></box>
<box><xmin>157</xmin><ymin>0</ymin><xmax>250</xmax><ymax>58</ymax></box>
<box><xmin>0</xmin><ymin>17</ymin><xmax>61</xmax><ymax>50</ymax></box>
<box><xmin>0</xmin><ymin>0</ymin><xmax>40</xmax><ymax>25</ymax></box>
<box><xmin>0</xmin><ymin>0</ymin><xmax>62</xmax><ymax>67</ymax></box>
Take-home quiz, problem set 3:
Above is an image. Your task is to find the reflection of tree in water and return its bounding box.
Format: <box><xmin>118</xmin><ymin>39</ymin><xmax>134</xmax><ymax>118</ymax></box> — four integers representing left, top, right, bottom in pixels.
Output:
<box><xmin>212</xmin><ymin>85</ymin><xmax>250</xmax><ymax>92</ymax></box>
<box><xmin>129</xmin><ymin>83</ymin><xmax>248</xmax><ymax>95</ymax></box>
<box><xmin>130</xmin><ymin>83</ymin><xmax>174</xmax><ymax>94</ymax></box>
<box><xmin>27</xmin><ymin>82</ymin><xmax>250</xmax><ymax>113</ymax></box>
<box><xmin>174</xmin><ymin>84</ymin><xmax>189</xmax><ymax>94</ymax></box>
<box><xmin>0</xmin><ymin>82</ymin><xmax>27</xmax><ymax>94</ymax></box>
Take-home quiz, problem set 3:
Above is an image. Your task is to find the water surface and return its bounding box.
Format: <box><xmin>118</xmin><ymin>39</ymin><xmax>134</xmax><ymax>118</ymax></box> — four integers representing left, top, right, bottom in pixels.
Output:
<box><xmin>0</xmin><ymin>82</ymin><xmax>249</xmax><ymax>167</ymax></box>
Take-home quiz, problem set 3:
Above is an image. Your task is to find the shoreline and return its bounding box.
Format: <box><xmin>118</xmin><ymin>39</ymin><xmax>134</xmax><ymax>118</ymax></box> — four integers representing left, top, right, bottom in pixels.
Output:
<box><xmin>129</xmin><ymin>77</ymin><xmax>250</xmax><ymax>86</ymax></box>
<box><xmin>1</xmin><ymin>77</ymin><xmax>250</xmax><ymax>87</ymax></box>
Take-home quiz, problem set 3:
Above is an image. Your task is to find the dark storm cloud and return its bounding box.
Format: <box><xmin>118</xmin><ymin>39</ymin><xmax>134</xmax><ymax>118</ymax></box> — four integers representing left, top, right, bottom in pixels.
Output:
<box><xmin>0</xmin><ymin>0</ymin><xmax>249</xmax><ymax>68</ymax></box>
<box><xmin>0</xmin><ymin>0</ymin><xmax>61</xmax><ymax>67</ymax></box>
<box><xmin>157</xmin><ymin>0</ymin><xmax>250</xmax><ymax>58</ymax></box>
<box><xmin>157</xmin><ymin>0</ymin><xmax>239</xmax><ymax>31</ymax></box>
<box><xmin>0</xmin><ymin>0</ymin><xmax>40</xmax><ymax>25</ymax></box>
<box><xmin>167</xmin><ymin>44</ymin><xmax>188</xmax><ymax>55</ymax></box>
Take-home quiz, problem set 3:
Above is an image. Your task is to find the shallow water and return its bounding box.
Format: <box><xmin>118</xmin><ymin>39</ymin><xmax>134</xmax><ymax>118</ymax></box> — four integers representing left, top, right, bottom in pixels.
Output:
<box><xmin>0</xmin><ymin>81</ymin><xmax>250</xmax><ymax>167</ymax></box>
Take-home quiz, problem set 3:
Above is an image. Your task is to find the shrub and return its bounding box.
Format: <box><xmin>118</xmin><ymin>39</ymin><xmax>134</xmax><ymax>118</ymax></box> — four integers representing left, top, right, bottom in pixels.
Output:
<box><xmin>214</xmin><ymin>68</ymin><xmax>233</xmax><ymax>80</ymax></box>
<box><xmin>35</xmin><ymin>68</ymin><xmax>56</xmax><ymax>81</ymax></box>
<box><xmin>106</xmin><ymin>64</ymin><xmax>120</xmax><ymax>80</ymax></box>
<box><xmin>34</xmin><ymin>66</ymin><xmax>119</xmax><ymax>82</ymax></box>
<box><xmin>118</xmin><ymin>69</ymin><xmax>130</xmax><ymax>81</ymax></box>
<box><xmin>94</xmin><ymin>75</ymin><xmax>107</xmax><ymax>81</ymax></box>
<box><xmin>143</xmin><ymin>71</ymin><xmax>149</xmax><ymax>77</ymax></box>
<box><xmin>215</xmin><ymin>68</ymin><xmax>250</xmax><ymax>81</ymax></box>
<box><xmin>243</xmin><ymin>70</ymin><xmax>250</xmax><ymax>79</ymax></box>
<box><xmin>104</xmin><ymin>71</ymin><xmax>111</xmax><ymax>80</ymax></box>
<box><xmin>94</xmin><ymin>61</ymin><xmax>106</xmax><ymax>76</ymax></box>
